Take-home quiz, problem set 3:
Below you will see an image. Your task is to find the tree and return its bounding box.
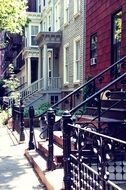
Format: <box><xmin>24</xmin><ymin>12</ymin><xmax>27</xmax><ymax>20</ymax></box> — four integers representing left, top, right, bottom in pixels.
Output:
<box><xmin>0</xmin><ymin>0</ymin><xmax>28</xmax><ymax>34</ymax></box>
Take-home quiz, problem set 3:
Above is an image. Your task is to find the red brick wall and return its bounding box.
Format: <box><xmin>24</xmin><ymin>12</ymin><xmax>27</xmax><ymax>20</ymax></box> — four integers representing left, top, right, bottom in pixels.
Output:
<box><xmin>86</xmin><ymin>0</ymin><xmax>126</xmax><ymax>79</ymax></box>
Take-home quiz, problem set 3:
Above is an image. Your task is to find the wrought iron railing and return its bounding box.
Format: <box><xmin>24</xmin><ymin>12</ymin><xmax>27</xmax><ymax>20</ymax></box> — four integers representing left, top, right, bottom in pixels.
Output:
<box><xmin>34</xmin><ymin>56</ymin><xmax>126</xmax><ymax>120</ymax></box>
<box><xmin>19</xmin><ymin>77</ymin><xmax>62</xmax><ymax>100</ymax></box>
<box><xmin>48</xmin><ymin>77</ymin><xmax>62</xmax><ymax>90</ymax></box>
<box><xmin>11</xmin><ymin>99</ymin><xmax>25</xmax><ymax>142</ymax></box>
<box><xmin>62</xmin><ymin>110</ymin><xmax>126</xmax><ymax>190</ymax></box>
<box><xmin>26</xmin><ymin>57</ymin><xmax>126</xmax><ymax>189</ymax></box>
<box><xmin>19</xmin><ymin>78</ymin><xmax>44</xmax><ymax>99</ymax></box>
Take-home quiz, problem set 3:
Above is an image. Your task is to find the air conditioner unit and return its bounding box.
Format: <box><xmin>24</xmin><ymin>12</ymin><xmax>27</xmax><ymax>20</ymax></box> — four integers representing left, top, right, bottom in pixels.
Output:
<box><xmin>90</xmin><ymin>58</ymin><xmax>96</xmax><ymax>65</ymax></box>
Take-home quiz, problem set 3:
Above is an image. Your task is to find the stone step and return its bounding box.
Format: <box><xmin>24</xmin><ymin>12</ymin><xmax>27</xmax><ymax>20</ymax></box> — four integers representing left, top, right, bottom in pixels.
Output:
<box><xmin>53</xmin><ymin>131</ymin><xmax>76</xmax><ymax>151</ymax></box>
<box><xmin>110</xmin><ymin>91</ymin><xmax>126</xmax><ymax>99</ymax></box>
<box><xmin>24</xmin><ymin>149</ymin><xmax>64</xmax><ymax>190</ymax></box>
<box><xmin>86</xmin><ymin>107</ymin><xmax>126</xmax><ymax>120</ymax></box>
<box><xmin>38</xmin><ymin>140</ymin><xmax>63</xmax><ymax>166</ymax></box>
<box><xmin>101</xmin><ymin>99</ymin><xmax>126</xmax><ymax>109</ymax></box>
<box><xmin>53</xmin><ymin>131</ymin><xmax>63</xmax><ymax>148</ymax></box>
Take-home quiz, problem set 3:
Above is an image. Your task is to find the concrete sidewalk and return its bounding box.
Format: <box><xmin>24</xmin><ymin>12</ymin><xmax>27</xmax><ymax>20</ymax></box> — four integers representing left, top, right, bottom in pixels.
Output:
<box><xmin>0</xmin><ymin>125</ymin><xmax>46</xmax><ymax>190</ymax></box>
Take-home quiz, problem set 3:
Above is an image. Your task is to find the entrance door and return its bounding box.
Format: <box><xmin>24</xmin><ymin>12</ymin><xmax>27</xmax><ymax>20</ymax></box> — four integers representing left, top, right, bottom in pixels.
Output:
<box><xmin>48</xmin><ymin>50</ymin><xmax>53</xmax><ymax>89</ymax></box>
<box><xmin>31</xmin><ymin>57</ymin><xmax>38</xmax><ymax>83</ymax></box>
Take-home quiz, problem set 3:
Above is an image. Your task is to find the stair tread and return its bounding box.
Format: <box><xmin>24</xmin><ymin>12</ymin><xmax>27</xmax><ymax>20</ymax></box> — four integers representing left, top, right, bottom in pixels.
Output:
<box><xmin>87</xmin><ymin>106</ymin><xmax>126</xmax><ymax>111</ymax></box>
<box><xmin>102</xmin><ymin>99</ymin><xmax>126</xmax><ymax>101</ymax></box>
<box><xmin>77</xmin><ymin>115</ymin><xmax>124</xmax><ymax>123</ymax></box>
<box><xmin>38</xmin><ymin>141</ymin><xmax>63</xmax><ymax>156</ymax></box>
<box><xmin>25</xmin><ymin>149</ymin><xmax>64</xmax><ymax>190</ymax></box>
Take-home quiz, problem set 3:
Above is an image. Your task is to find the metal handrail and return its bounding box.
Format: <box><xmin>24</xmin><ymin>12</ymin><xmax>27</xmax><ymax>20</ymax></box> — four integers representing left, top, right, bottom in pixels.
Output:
<box><xmin>35</xmin><ymin>56</ymin><xmax>126</xmax><ymax>118</ymax></box>
<box><xmin>19</xmin><ymin>78</ymin><xmax>44</xmax><ymax>99</ymax></box>
<box><xmin>70</xmin><ymin>72</ymin><xmax>126</xmax><ymax>114</ymax></box>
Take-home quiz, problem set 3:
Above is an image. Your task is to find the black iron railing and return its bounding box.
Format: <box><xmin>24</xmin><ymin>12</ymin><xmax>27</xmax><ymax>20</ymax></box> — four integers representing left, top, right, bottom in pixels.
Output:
<box><xmin>62</xmin><ymin>110</ymin><xmax>126</xmax><ymax>190</ymax></box>
<box><xmin>27</xmin><ymin>56</ymin><xmax>126</xmax><ymax>171</ymax></box>
<box><xmin>34</xmin><ymin>56</ymin><xmax>126</xmax><ymax>143</ymax></box>
<box><xmin>26</xmin><ymin>56</ymin><xmax>126</xmax><ymax>190</ymax></box>
<box><xmin>11</xmin><ymin>99</ymin><xmax>25</xmax><ymax>142</ymax></box>
<box><xmin>34</xmin><ymin>56</ymin><xmax>126</xmax><ymax>121</ymax></box>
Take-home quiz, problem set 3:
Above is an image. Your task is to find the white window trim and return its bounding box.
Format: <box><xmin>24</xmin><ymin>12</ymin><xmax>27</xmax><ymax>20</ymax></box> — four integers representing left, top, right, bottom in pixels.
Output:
<box><xmin>54</xmin><ymin>0</ymin><xmax>60</xmax><ymax>31</ymax></box>
<box><xmin>74</xmin><ymin>0</ymin><xmax>80</xmax><ymax>14</ymax></box>
<box><xmin>37</xmin><ymin>0</ymin><xmax>42</xmax><ymax>13</ymax></box>
<box><xmin>30</xmin><ymin>24</ymin><xmax>40</xmax><ymax>47</ymax></box>
<box><xmin>64</xmin><ymin>43</ymin><xmax>69</xmax><ymax>84</ymax></box>
<box><xmin>73</xmin><ymin>36</ymin><xmax>81</xmax><ymax>83</ymax></box>
<box><xmin>47</xmin><ymin>12</ymin><xmax>52</xmax><ymax>31</ymax></box>
<box><xmin>73</xmin><ymin>0</ymin><xmax>80</xmax><ymax>19</ymax></box>
<box><xmin>64</xmin><ymin>0</ymin><xmax>69</xmax><ymax>26</ymax></box>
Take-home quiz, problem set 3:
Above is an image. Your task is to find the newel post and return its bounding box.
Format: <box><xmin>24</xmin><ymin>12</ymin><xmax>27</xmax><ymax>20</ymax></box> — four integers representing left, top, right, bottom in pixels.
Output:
<box><xmin>19</xmin><ymin>99</ymin><xmax>25</xmax><ymax>141</ymax></box>
<box><xmin>12</xmin><ymin>99</ymin><xmax>16</xmax><ymax>131</ymax></box>
<box><xmin>62</xmin><ymin>110</ymin><xmax>72</xmax><ymax>190</ymax></box>
<box><xmin>28</xmin><ymin>106</ymin><xmax>35</xmax><ymax>150</ymax></box>
<box><xmin>47</xmin><ymin>108</ymin><xmax>55</xmax><ymax>170</ymax></box>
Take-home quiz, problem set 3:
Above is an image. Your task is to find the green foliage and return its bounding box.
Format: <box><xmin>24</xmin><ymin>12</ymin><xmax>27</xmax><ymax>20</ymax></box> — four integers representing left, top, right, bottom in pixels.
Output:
<box><xmin>0</xmin><ymin>0</ymin><xmax>28</xmax><ymax>34</ymax></box>
<box><xmin>0</xmin><ymin>108</ymin><xmax>11</xmax><ymax>125</ymax></box>
<box><xmin>0</xmin><ymin>79</ymin><xmax>5</xmax><ymax>97</ymax></box>
<box><xmin>3</xmin><ymin>64</ymin><xmax>20</xmax><ymax>101</ymax></box>
<box><xmin>24</xmin><ymin>102</ymin><xmax>51</xmax><ymax>117</ymax></box>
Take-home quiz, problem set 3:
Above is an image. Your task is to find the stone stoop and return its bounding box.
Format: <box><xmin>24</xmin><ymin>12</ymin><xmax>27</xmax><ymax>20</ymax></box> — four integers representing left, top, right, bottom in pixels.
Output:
<box><xmin>24</xmin><ymin>149</ymin><xmax>64</xmax><ymax>190</ymax></box>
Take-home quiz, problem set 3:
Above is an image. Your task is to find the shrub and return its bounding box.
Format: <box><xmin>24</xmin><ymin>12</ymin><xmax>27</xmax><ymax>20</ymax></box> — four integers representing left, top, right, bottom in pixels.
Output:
<box><xmin>24</xmin><ymin>102</ymin><xmax>51</xmax><ymax>117</ymax></box>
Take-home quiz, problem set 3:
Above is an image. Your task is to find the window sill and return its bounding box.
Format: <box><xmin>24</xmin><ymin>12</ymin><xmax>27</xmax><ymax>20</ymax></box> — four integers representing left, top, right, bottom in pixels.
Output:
<box><xmin>73</xmin><ymin>12</ymin><xmax>80</xmax><ymax>19</ymax></box>
<box><xmin>64</xmin><ymin>83</ymin><xmax>69</xmax><ymax>88</ymax></box>
<box><xmin>73</xmin><ymin>82</ymin><xmax>80</xmax><ymax>87</ymax></box>
<box><xmin>64</xmin><ymin>22</ymin><xmax>69</xmax><ymax>28</ymax></box>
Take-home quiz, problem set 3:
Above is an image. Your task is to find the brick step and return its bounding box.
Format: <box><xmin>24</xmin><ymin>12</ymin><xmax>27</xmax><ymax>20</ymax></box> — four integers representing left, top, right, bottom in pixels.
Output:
<box><xmin>86</xmin><ymin>107</ymin><xmax>126</xmax><ymax>120</ymax></box>
<box><xmin>53</xmin><ymin>131</ymin><xmax>77</xmax><ymax>151</ymax></box>
<box><xmin>24</xmin><ymin>149</ymin><xmax>64</xmax><ymax>190</ymax></box>
<box><xmin>110</xmin><ymin>91</ymin><xmax>126</xmax><ymax>99</ymax></box>
<box><xmin>53</xmin><ymin>131</ymin><xmax>63</xmax><ymax>148</ymax></box>
<box><xmin>101</xmin><ymin>99</ymin><xmax>126</xmax><ymax>109</ymax></box>
<box><xmin>38</xmin><ymin>140</ymin><xmax>63</xmax><ymax>166</ymax></box>
<box><xmin>75</xmin><ymin>115</ymin><xmax>123</xmax><ymax>128</ymax></box>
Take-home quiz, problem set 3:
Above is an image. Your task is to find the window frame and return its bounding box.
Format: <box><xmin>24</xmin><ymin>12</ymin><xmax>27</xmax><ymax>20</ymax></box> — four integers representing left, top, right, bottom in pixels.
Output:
<box><xmin>73</xmin><ymin>36</ymin><xmax>81</xmax><ymax>83</ymax></box>
<box><xmin>64</xmin><ymin>0</ymin><xmax>69</xmax><ymax>25</ymax></box>
<box><xmin>30</xmin><ymin>24</ymin><xmax>40</xmax><ymax>47</ymax></box>
<box><xmin>74</xmin><ymin>0</ymin><xmax>80</xmax><ymax>16</ymax></box>
<box><xmin>54</xmin><ymin>1</ymin><xmax>60</xmax><ymax>31</ymax></box>
<box><xmin>90</xmin><ymin>33</ymin><xmax>97</xmax><ymax>65</ymax></box>
<box><xmin>64</xmin><ymin>43</ymin><xmax>69</xmax><ymax>84</ymax></box>
<box><xmin>111</xmin><ymin>10</ymin><xmax>122</xmax><ymax>64</ymax></box>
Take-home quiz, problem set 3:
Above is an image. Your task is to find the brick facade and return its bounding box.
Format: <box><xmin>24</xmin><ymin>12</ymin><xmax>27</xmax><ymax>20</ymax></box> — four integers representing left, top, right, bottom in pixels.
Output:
<box><xmin>60</xmin><ymin>0</ymin><xmax>85</xmax><ymax>88</ymax></box>
<box><xmin>86</xmin><ymin>0</ymin><xmax>126</xmax><ymax>79</ymax></box>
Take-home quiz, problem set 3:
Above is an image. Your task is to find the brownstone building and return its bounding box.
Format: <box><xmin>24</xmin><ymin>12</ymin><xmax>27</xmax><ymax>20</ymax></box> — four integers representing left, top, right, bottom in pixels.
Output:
<box><xmin>86</xmin><ymin>0</ymin><xmax>126</xmax><ymax>81</ymax></box>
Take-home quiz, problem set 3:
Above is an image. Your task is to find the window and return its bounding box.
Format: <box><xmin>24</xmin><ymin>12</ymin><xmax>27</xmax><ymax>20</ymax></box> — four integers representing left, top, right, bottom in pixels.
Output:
<box><xmin>48</xmin><ymin>15</ymin><xmax>51</xmax><ymax>31</ymax></box>
<box><xmin>51</xmin><ymin>96</ymin><xmax>58</xmax><ymax>105</ymax></box>
<box><xmin>43</xmin><ymin>18</ymin><xmax>47</xmax><ymax>31</ymax></box>
<box><xmin>74</xmin><ymin>37</ymin><xmax>80</xmax><ymax>82</ymax></box>
<box><xmin>64</xmin><ymin>0</ymin><xmax>69</xmax><ymax>24</ymax></box>
<box><xmin>36</xmin><ymin>0</ymin><xmax>42</xmax><ymax>12</ymax></box>
<box><xmin>48</xmin><ymin>50</ymin><xmax>52</xmax><ymax>78</ymax></box>
<box><xmin>112</xmin><ymin>10</ymin><xmax>122</xmax><ymax>63</ymax></box>
<box><xmin>74</xmin><ymin>0</ymin><xmax>80</xmax><ymax>15</ymax></box>
<box><xmin>64</xmin><ymin>44</ymin><xmax>69</xmax><ymax>83</ymax></box>
<box><xmin>90</xmin><ymin>34</ymin><xmax>97</xmax><ymax>65</ymax></box>
<box><xmin>43</xmin><ymin>0</ymin><xmax>45</xmax><ymax>6</ymax></box>
<box><xmin>54</xmin><ymin>1</ymin><xmax>60</xmax><ymax>31</ymax></box>
<box><xmin>31</xmin><ymin>25</ymin><xmax>39</xmax><ymax>46</ymax></box>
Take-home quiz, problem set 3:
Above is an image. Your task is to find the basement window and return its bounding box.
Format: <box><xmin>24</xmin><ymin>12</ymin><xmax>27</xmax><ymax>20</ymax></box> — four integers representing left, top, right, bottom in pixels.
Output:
<box><xmin>50</xmin><ymin>96</ymin><xmax>58</xmax><ymax>105</ymax></box>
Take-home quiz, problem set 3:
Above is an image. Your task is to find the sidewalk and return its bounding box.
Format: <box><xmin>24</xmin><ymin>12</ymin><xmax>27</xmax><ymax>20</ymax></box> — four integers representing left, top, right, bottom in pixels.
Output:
<box><xmin>0</xmin><ymin>125</ymin><xmax>46</xmax><ymax>190</ymax></box>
